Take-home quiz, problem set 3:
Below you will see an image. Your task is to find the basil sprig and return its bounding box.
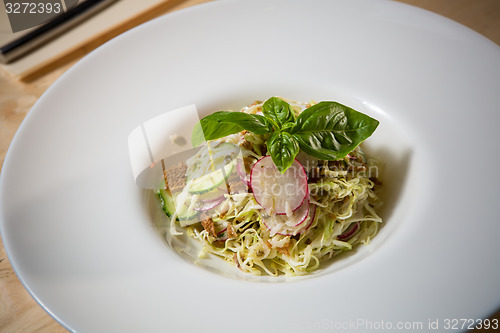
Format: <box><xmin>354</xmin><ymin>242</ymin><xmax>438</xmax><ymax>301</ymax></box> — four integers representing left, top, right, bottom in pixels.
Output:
<box><xmin>192</xmin><ymin>97</ymin><xmax>379</xmax><ymax>173</ymax></box>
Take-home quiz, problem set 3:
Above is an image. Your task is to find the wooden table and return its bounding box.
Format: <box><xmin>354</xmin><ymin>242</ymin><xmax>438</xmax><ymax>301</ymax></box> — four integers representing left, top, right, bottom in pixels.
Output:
<box><xmin>1</xmin><ymin>1</ymin><xmax>499</xmax><ymax>332</ymax></box>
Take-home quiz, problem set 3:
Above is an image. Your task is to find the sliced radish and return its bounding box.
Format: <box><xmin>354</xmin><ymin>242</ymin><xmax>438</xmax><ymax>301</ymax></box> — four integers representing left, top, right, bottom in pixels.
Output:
<box><xmin>299</xmin><ymin>204</ymin><xmax>316</xmax><ymax>234</ymax></box>
<box><xmin>188</xmin><ymin>187</ymin><xmax>227</xmax><ymax>211</ymax></box>
<box><xmin>263</xmin><ymin>203</ymin><xmax>316</xmax><ymax>237</ymax></box>
<box><xmin>250</xmin><ymin>156</ymin><xmax>308</xmax><ymax>215</ymax></box>
<box><xmin>216</xmin><ymin>228</ymin><xmax>228</xmax><ymax>241</ymax></box>
<box><xmin>214</xmin><ymin>221</ymin><xmax>232</xmax><ymax>241</ymax></box>
<box><xmin>263</xmin><ymin>197</ymin><xmax>309</xmax><ymax>229</ymax></box>
<box><xmin>193</xmin><ymin>197</ymin><xmax>224</xmax><ymax>211</ymax></box>
<box><xmin>236</xmin><ymin>159</ymin><xmax>251</xmax><ymax>186</ymax></box>
<box><xmin>338</xmin><ymin>222</ymin><xmax>359</xmax><ymax>240</ymax></box>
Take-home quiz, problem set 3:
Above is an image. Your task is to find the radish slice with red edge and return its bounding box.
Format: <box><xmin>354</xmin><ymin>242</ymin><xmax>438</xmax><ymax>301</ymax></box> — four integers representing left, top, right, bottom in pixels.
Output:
<box><xmin>262</xmin><ymin>196</ymin><xmax>309</xmax><ymax>229</ymax></box>
<box><xmin>338</xmin><ymin>222</ymin><xmax>359</xmax><ymax>240</ymax></box>
<box><xmin>193</xmin><ymin>196</ymin><xmax>224</xmax><ymax>211</ymax></box>
<box><xmin>299</xmin><ymin>204</ymin><xmax>316</xmax><ymax>234</ymax></box>
<box><xmin>216</xmin><ymin>228</ymin><xmax>228</xmax><ymax>241</ymax></box>
<box><xmin>263</xmin><ymin>203</ymin><xmax>316</xmax><ymax>237</ymax></box>
<box><xmin>236</xmin><ymin>159</ymin><xmax>251</xmax><ymax>186</ymax></box>
<box><xmin>188</xmin><ymin>187</ymin><xmax>226</xmax><ymax>211</ymax></box>
<box><xmin>215</xmin><ymin>221</ymin><xmax>231</xmax><ymax>241</ymax></box>
<box><xmin>251</xmin><ymin>156</ymin><xmax>308</xmax><ymax>215</ymax></box>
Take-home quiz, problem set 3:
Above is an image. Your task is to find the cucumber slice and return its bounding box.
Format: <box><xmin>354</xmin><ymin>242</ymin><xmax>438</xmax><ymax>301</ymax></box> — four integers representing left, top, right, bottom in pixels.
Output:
<box><xmin>157</xmin><ymin>188</ymin><xmax>199</xmax><ymax>222</ymax></box>
<box><xmin>185</xmin><ymin>142</ymin><xmax>239</xmax><ymax>185</ymax></box>
<box><xmin>157</xmin><ymin>189</ymin><xmax>176</xmax><ymax>217</ymax></box>
<box><xmin>188</xmin><ymin>161</ymin><xmax>234</xmax><ymax>194</ymax></box>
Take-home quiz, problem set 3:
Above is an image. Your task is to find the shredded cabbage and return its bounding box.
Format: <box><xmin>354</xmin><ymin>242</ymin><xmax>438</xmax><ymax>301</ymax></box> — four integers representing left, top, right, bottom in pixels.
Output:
<box><xmin>159</xmin><ymin>99</ymin><xmax>383</xmax><ymax>276</ymax></box>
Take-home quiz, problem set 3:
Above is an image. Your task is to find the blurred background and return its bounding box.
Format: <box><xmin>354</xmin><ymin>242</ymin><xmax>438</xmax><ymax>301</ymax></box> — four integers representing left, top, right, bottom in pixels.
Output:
<box><xmin>0</xmin><ymin>0</ymin><xmax>499</xmax><ymax>332</ymax></box>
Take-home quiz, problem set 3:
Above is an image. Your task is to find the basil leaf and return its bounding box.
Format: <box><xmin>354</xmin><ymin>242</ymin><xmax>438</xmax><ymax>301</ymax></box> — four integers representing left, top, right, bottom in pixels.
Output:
<box><xmin>291</xmin><ymin>102</ymin><xmax>379</xmax><ymax>160</ymax></box>
<box><xmin>281</xmin><ymin>122</ymin><xmax>295</xmax><ymax>132</ymax></box>
<box><xmin>262</xmin><ymin>97</ymin><xmax>295</xmax><ymax>130</ymax></box>
<box><xmin>268</xmin><ymin>131</ymin><xmax>299</xmax><ymax>173</ymax></box>
<box><xmin>192</xmin><ymin>111</ymin><xmax>272</xmax><ymax>147</ymax></box>
<box><xmin>192</xmin><ymin>120</ymin><xmax>242</xmax><ymax>147</ymax></box>
<box><xmin>209</xmin><ymin>111</ymin><xmax>273</xmax><ymax>134</ymax></box>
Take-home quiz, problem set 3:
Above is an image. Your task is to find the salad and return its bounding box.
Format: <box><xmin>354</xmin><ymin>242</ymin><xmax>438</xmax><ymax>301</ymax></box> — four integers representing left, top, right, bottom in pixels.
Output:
<box><xmin>156</xmin><ymin>97</ymin><xmax>383</xmax><ymax>276</ymax></box>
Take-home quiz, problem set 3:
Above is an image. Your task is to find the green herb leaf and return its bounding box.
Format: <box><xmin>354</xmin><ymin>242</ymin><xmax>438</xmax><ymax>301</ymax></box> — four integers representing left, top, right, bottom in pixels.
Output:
<box><xmin>262</xmin><ymin>97</ymin><xmax>295</xmax><ymax>130</ymax></box>
<box><xmin>192</xmin><ymin>111</ymin><xmax>272</xmax><ymax>147</ymax></box>
<box><xmin>191</xmin><ymin>98</ymin><xmax>379</xmax><ymax>173</ymax></box>
<box><xmin>191</xmin><ymin>120</ymin><xmax>242</xmax><ymax>147</ymax></box>
<box><xmin>291</xmin><ymin>102</ymin><xmax>379</xmax><ymax>160</ymax></box>
<box><xmin>268</xmin><ymin>131</ymin><xmax>300</xmax><ymax>173</ymax></box>
<box><xmin>281</xmin><ymin>122</ymin><xmax>295</xmax><ymax>132</ymax></box>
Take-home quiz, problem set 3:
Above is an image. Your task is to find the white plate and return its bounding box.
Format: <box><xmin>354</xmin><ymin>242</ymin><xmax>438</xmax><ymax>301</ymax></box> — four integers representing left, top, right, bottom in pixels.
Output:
<box><xmin>2</xmin><ymin>0</ymin><xmax>500</xmax><ymax>331</ymax></box>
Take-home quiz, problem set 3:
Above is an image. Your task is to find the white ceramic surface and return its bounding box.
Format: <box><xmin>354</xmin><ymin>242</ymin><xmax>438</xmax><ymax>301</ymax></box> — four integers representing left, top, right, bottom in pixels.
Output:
<box><xmin>1</xmin><ymin>0</ymin><xmax>500</xmax><ymax>331</ymax></box>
